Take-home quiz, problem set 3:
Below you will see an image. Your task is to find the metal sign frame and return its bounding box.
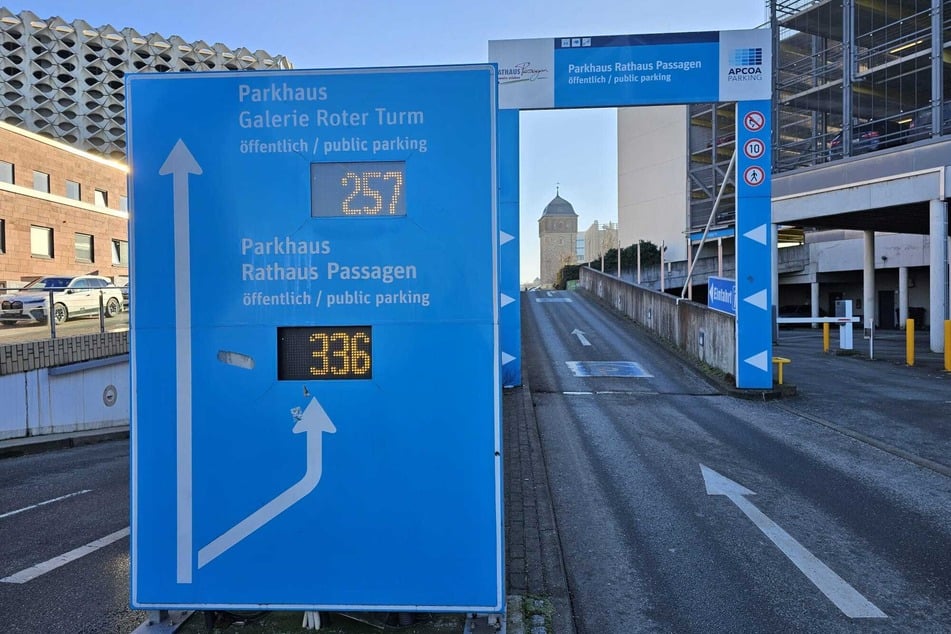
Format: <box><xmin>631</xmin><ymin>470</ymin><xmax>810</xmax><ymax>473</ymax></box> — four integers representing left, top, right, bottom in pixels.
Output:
<box><xmin>490</xmin><ymin>28</ymin><xmax>774</xmax><ymax>389</ymax></box>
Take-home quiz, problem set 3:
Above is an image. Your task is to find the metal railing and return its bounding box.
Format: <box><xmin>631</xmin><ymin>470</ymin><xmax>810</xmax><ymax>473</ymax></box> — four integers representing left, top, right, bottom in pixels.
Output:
<box><xmin>0</xmin><ymin>285</ymin><xmax>129</xmax><ymax>343</ymax></box>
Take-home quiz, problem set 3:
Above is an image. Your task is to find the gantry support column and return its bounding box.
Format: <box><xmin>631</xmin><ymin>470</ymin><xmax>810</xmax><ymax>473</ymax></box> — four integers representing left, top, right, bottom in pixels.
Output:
<box><xmin>863</xmin><ymin>230</ymin><xmax>875</xmax><ymax>328</ymax></box>
<box><xmin>898</xmin><ymin>267</ymin><xmax>909</xmax><ymax>329</ymax></box>
<box><xmin>930</xmin><ymin>199</ymin><xmax>948</xmax><ymax>351</ymax></box>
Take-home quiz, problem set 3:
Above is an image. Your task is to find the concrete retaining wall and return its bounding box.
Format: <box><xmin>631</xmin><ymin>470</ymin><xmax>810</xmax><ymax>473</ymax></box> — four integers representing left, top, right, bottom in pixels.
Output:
<box><xmin>580</xmin><ymin>267</ymin><xmax>736</xmax><ymax>376</ymax></box>
<box><xmin>0</xmin><ymin>332</ymin><xmax>129</xmax><ymax>440</ymax></box>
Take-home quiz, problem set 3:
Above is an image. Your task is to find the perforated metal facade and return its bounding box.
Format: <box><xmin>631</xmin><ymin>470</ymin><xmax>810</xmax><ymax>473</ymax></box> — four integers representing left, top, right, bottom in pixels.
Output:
<box><xmin>0</xmin><ymin>9</ymin><xmax>291</xmax><ymax>159</ymax></box>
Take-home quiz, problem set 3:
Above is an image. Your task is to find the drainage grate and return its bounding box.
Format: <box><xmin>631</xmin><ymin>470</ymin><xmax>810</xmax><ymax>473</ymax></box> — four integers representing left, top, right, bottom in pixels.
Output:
<box><xmin>565</xmin><ymin>361</ymin><xmax>653</xmax><ymax>377</ymax></box>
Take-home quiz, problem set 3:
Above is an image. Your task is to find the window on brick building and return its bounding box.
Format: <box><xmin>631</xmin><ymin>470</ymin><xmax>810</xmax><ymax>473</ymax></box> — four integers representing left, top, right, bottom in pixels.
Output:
<box><xmin>33</xmin><ymin>171</ymin><xmax>50</xmax><ymax>193</ymax></box>
<box><xmin>75</xmin><ymin>233</ymin><xmax>94</xmax><ymax>263</ymax></box>
<box><xmin>112</xmin><ymin>239</ymin><xmax>128</xmax><ymax>267</ymax></box>
<box><xmin>119</xmin><ymin>195</ymin><xmax>128</xmax><ymax>212</ymax></box>
<box><xmin>0</xmin><ymin>219</ymin><xmax>6</xmax><ymax>254</ymax></box>
<box><xmin>66</xmin><ymin>180</ymin><xmax>82</xmax><ymax>201</ymax></box>
<box><xmin>94</xmin><ymin>189</ymin><xmax>108</xmax><ymax>207</ymax></box>
<box><xmin>31</xmin><ymin>225</ymin><xmax>54</xmax><ymax>258</ymax></box>
<box><xmin>0</xmin><ymin>161</ymin><xmax>12</xmax><ymax>184</ymax></box>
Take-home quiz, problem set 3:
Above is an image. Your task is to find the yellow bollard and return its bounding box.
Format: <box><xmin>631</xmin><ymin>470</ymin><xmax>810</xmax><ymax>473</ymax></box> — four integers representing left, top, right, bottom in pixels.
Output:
<box><xmin>822</xmin><ymin>322</ymin><xmax>830</xmax><ymax>353</ymax></box>
<box><xmin>906</xmin><ymin>318</ymin><xmax>915</xmax><ymax>366</ymax></box>
<box><xmin>945</xmin><ymin>321</ymin><xmax>950</xmax><ymax>372</ymax></box>
<box><xmin>772</xmin><ymin>357</ymin><xmax>791</xmax><ymax>385</ymax></box>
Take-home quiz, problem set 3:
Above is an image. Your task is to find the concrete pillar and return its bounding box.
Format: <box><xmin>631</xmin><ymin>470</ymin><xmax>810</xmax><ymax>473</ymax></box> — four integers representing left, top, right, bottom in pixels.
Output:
<box><xmin>863</xmin><ymin>230</ymin><xmax>875</xmax><ymax>327</ymax></box>
<box><xmin>930</xmin><ymin>199</ymin><xmax>948</xmax><ymax>351</ymax></box>
<box><xmin>898</xmin><ymin>266</ymin><xmax>909</xmax><ymax>328</ymax></box>
<box><xmin>636</xmin><ymin>241</ymin><xmax>642</xmax><ymax>285</ymax></box>
<box><xmin>772</xmin><ymin>224</ymin><xmax>779</xmax><ymax>337</ymax></box>
<box><xmin>811</xmin><ymin>281</ymin><xmax>820</xmax><ymax>328</ymax></box>
<box><xmin>717</xmin><ymin>237</ymin><xmax>723</xmax><ymax>277</ymax></box>
<box><xmin>686</xmin><ymin>240</ymin><xmax>693</xmax><ymax>301</ymax></box>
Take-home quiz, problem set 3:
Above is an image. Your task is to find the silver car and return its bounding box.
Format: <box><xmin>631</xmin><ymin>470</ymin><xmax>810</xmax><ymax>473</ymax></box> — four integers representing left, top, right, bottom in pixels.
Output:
<box><xmin>0</xmin><ymin>275</ymin><xmax>124</xmax><ymax>325</ymax></box>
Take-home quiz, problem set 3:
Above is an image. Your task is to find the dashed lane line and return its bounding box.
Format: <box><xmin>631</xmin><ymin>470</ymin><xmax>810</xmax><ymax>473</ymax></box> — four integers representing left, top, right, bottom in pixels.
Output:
<box><xmin>0</xmin><ymin>489</ymin><xmax>92</xmax><ymax>520</ymax></box>
<box><xmin>1</xmin><ymin>527</ymin><xmax>129</xmax><ymax>584</ymax></box>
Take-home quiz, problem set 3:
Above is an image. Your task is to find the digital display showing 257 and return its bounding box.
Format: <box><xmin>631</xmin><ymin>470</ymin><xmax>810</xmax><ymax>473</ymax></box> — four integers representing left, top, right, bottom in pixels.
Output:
<box><xmin>311</xmin><ymin>161</ymin><xmax>405</xmax><ymax>217</ymax></box>
<box><xmin>278</xmin><ymin>326</ymin><xmax>372</xmax><ymax>380</ymax></box>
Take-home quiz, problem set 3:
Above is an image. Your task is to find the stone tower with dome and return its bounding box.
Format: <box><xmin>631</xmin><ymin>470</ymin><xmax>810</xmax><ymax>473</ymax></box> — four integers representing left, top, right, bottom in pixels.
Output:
<box><xmin>538</xmin><ymin>189</ymin><xmax>579</xmax><ymax>286</ymax></box>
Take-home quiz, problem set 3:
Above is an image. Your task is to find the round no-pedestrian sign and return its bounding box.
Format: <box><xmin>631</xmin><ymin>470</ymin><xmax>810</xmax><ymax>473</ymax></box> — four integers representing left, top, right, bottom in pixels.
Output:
<box><xmin>743</xmin><ymin>165</ymin><xmax>765</xmax><ymax>186</ymax></box>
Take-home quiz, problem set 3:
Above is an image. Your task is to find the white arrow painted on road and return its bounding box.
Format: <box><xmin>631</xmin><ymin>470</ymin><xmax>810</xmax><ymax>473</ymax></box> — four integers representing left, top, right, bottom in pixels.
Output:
<box><xmin>744</xmin><ymin>224</ymin><xmax>768</xmax><ymax>246</ymax></box>
<box><xmin>502</xmin><ymin>352</ymin><xmax>516</xmax><ymax>365</ymax></box>
<box><xmin>500</xmin><ymin>230</ymin><xmax>515</xmax><ymax>246</ymax></box>
<box><xmin>198</xmin><ymin>398</ymin><xmax>337</xmax><ymax>569</ymax></box>
<box><xmin>744</xmin><ymin>289</ymin><xmax>768</xmax><ymax>311</ymax></box>
<box><xmin>744</xmin><ymin>350</ymin><xmax>769</xmax><ymax>372</ymax></box>
<box><xmin>159</xmin><ymin>139</ymin><xmax>202</xmax><ymax>585</ymax></box>
<box><xmin>571</xmin><ymin>329</ymin><xmax>592</xmax><ymax>346</ymax></box>
<box><xmin>700</xmin><ymin>465</ymin><xmax>886</xmax><ymax>618</ymax></box>
<box><xmin>501</xmin><ymin>293</ymin><xmax>515</xmax><ymax>308</ymax></box>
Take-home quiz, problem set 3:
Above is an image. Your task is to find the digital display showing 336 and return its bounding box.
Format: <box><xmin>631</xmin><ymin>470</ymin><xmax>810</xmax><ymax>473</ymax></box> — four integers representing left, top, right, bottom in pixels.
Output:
<box><xmin>311</xmin><ymin>161</ymin><xmax>406</xmax><ymax>217</ymax></box>
<box><xmin>277</xmin><ymin>326</ymin><xmax>372</xmax><ymax>380</ymax></box>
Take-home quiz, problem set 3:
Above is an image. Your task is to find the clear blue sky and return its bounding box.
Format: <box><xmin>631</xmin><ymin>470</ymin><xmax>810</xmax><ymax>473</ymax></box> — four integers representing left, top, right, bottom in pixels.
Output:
<box><xmin>7</xmin><ymin>1</ymin><xmax>766</xmax><ymax>283</ymax></box>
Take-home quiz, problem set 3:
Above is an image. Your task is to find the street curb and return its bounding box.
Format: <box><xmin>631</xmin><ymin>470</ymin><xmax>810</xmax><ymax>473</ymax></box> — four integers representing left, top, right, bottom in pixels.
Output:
<box><xmin>518</xmin><ymin>379</ymin><xmax>576</xmax><ymax>634</ymax></box>
<box><xmin>0</xmin><ymin>426</ymin><xmax>129</xmax><ymax>459</ymax></box>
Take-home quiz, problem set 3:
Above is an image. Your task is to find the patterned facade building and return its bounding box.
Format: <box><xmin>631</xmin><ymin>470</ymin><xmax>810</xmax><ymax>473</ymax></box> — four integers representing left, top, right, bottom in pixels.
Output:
<box><xmin>0</xmin><ymin>8</ymin><xmax>291</xmax><ymax>159</ymax></box>
<box><xmin>538</xmin><ymin>191</ymin><xmax>578</xmax><ymax>286</ymax></box>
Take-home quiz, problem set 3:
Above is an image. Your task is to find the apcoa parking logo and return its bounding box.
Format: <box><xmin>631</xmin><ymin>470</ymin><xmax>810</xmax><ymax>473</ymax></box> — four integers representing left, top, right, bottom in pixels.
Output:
<box><xmin>727</xmin><ymin>47</ymin><xmax>764</xmax><ymax>82</ymax></box>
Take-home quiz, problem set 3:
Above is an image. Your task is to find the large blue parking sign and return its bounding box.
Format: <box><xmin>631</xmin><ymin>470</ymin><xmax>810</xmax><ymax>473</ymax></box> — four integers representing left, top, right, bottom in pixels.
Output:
<box><xmin>127</xmin><ymin>66</ymin><xmax>502</xmax><ymax>611</ymax></box>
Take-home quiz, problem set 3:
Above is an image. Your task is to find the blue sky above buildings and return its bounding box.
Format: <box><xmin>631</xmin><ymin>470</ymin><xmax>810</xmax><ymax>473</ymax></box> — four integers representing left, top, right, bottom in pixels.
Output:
<box><xmin>8</xmin><ymin>0</ymin><xmax>766</xmax><ymax>282</ymax></box>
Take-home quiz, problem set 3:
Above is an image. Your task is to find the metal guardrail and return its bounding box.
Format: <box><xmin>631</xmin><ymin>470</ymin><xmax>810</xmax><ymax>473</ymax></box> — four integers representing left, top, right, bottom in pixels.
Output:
<box><xmin>0</xmin><ymin>285</ymin><xmax>129</xmax><ymax>342</ymax></box>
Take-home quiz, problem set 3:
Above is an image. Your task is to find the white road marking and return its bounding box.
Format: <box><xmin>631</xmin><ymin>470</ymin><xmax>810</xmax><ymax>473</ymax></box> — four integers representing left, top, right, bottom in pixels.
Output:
<box><xmin>571</xmin><ymin>329</ymin><xmax>592</xmax><ymax>346</ymax></box>
<box><xmin>0</xmin><ymin>489</ymin><xmax>92</xmax><ymax>520</ymax></box>
<box><xmin>1</xmin><ymin>527</ymin><xmax>129</xmax><ymax>584</ymax></box>
<box><xmin>701</xmin><ymin>465</ymin><xmax>887</xmax><ymax>619</ymax></box>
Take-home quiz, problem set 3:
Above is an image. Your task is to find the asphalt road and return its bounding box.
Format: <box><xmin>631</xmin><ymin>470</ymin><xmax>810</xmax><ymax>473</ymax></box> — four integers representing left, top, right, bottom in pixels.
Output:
<box><xmin>523</xmin><ymin>289</ymin><xmax>951</xmax><ymax>633</ymax></box>
<box><xmin>0</xmin><ymin>441</ymin><xmax>143</xmax><ymax>634</ymax></box>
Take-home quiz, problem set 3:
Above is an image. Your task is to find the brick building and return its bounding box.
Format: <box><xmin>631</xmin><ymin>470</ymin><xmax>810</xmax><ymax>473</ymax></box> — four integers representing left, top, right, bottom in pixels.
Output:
<box><xmin>0</xmin><ymin>120</ymin><xmax>129</xmax><ymax>287</ymax></box>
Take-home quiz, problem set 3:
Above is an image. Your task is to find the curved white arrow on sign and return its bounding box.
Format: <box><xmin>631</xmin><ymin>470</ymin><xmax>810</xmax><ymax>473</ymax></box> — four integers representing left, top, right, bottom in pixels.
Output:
<box><xmin>198</xmin><ymin>397</ymin><xmax>336</xmax><ymax>569</ymax></box>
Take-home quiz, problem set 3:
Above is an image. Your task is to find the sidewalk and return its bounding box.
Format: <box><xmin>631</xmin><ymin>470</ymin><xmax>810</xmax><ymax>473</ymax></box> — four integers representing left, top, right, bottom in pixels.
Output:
<box><xmin>504</xmin><ymin>384</ymin><xmax>576</xmax><ymax>634</ymax></box>
<box><xmin>0</xmin><ymin>425</ymin><xmax>128</xmax><ymax>459</ymax></box>
<box><xmin>772</xmin><ymin>326</ymin><xmax>950</xmax><ymax>474</ymax></box>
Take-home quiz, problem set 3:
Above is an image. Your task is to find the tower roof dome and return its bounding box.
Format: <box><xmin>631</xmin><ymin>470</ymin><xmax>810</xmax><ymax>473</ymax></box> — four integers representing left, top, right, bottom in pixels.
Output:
<box><xmin>540</xmin><ymin>192</ymin><xmax>577</xmax><ymax>217</ymax></box>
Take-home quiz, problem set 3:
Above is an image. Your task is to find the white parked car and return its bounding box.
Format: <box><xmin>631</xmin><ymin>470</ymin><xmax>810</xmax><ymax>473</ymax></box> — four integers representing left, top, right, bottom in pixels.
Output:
<box><xmin>0</xmin><ymin>275</ymin><xmax>124</xmax><ymax>325</ymax></box>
